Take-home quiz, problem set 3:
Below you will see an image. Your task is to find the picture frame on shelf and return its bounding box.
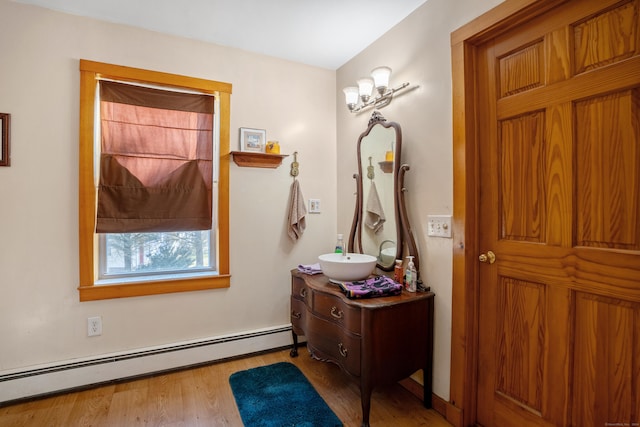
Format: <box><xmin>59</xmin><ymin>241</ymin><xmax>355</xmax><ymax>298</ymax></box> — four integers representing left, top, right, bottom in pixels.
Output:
<box><xmin>0</xmin><ymin>113</ymin><xmax>10</xmax><ymax>167</ymax></box>
<box><xmin>239</xmin><ymin>127</ymin><xmax>266</xmax><ymax>153</ymax></box>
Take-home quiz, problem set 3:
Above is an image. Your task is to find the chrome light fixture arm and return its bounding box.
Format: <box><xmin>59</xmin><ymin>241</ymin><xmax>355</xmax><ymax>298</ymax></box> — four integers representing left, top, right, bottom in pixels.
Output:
<box><xmin>347</xmin><ymin>82</ymin><xmax>414</xmax><ymax>114</ymax></box>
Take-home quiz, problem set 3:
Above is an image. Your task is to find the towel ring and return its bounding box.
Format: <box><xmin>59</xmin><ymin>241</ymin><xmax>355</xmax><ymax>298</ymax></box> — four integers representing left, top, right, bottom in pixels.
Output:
<box><xmin>290</xmin><ymin>151</ymin><xmax>299</xmax><ymax>180</ymax></box>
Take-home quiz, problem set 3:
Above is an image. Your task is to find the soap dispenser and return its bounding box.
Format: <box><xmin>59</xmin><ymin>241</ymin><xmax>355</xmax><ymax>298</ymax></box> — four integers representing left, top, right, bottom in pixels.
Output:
<box><xmin>405</xmin><ymin>256</ymin><xmax>417</xmax><ymax>292</ymax></box>
<box><xmin>335</xmin><ymin>234</ymin><xmax>345</xmax><ymax>254</ymax></box>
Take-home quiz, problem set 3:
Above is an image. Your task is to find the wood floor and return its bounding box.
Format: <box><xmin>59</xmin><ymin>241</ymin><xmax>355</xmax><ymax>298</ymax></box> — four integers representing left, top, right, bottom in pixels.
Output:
<box><xmin>0</xmin><ymin>346</ymin><xmax>452</xmax><ymax>427</ymax></box>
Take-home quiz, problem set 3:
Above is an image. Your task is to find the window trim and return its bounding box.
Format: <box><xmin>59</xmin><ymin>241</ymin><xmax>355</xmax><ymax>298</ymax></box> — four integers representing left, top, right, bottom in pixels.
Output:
<box><xmin>78</xmin><ymin>60</ymin><xmax>232</xmax><ymax>301</ymax></box>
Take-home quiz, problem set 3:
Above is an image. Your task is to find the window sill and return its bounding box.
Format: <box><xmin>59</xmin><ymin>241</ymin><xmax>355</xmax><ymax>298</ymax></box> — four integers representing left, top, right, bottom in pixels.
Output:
<box><xmin>95</xmin><ymin>270</ymin><xmax>219</xmax><ymax>286</ymax></box>
<box><xmin>78</xmin><ymin>273</ymin><xmax>231</xmax><ymax>301</ymax></box>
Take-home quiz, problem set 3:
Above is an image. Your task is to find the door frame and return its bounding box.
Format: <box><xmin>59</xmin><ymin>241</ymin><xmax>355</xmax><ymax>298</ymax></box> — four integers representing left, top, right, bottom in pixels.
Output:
<box><xmin>449</xmin><ymin>1</ymin><xmax>569</xmax><ymax>425</ymax></box>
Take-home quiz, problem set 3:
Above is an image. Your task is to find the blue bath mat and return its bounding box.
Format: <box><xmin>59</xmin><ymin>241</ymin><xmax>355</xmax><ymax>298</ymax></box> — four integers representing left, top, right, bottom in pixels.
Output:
<box><xmin>229</xmin><ymin>362</ymin><xmax>343</xmax><ymax>427</ymax></box>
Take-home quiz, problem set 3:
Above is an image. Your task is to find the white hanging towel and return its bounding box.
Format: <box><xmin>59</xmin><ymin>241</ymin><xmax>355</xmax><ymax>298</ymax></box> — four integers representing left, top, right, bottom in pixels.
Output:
<box><xmin>365</xmin><ymin>181</ymin><xmax>386</xmax><ymax>233</ymax></box>
<box><xmin>287</xmin><ymin>180</ymin><xmax>307</xmax><ymax>240</ymax></box>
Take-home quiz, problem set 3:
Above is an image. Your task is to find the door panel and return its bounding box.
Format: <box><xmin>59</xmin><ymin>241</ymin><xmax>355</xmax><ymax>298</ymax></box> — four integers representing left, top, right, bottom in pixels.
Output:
<box><xmin>499</xmin><ymin>111</ymin><xmax>545</xmax><ymax>243</ymax></box>
<box><xmin>575</xmin><ymin>89</ymin><xmax>640</xmax><ymax>250</ymax></box>
<box><xmin>476</xmin><ymin>1</ymin><xmax>640</xmax><ymax>426</ymax></box>
<box><xmin>572</xmin><ymin>293</ymin><xmax>640</xmax><ymax>427</ymax></box>
<box><xmin>573</xmin><ymin>1</ymin><xmax>638</xmax><ymax>74</ymax></box>
<box><xmin>495</xmin><ymin>277</ymin><xmax>545</xmax><ymax>412</ymax></box>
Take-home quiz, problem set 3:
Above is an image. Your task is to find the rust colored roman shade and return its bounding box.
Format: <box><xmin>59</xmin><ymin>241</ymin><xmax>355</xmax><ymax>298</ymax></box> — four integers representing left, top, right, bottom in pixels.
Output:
<box><xmin>96</xmin><ymin>80</ymin><xmax>214</xmax><ymax>233</ymax></box>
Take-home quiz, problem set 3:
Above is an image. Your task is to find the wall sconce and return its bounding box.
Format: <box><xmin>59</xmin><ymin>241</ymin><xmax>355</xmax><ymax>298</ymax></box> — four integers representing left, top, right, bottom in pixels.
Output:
<box><xmin>342</xmin><ymin>66</ymin><xmax>413</xmax><ymax>114</ymax></box>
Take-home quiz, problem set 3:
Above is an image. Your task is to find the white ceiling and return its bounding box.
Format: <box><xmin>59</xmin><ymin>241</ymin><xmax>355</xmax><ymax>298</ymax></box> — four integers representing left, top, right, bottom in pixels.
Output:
<box><xmin>15</xmin><ymin>0</ymin><xmax>429</xmax><ymax>70</ymax></box>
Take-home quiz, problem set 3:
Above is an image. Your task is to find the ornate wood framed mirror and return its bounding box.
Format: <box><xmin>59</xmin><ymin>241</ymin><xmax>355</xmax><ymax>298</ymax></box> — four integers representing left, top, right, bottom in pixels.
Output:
<box><xmin>348</xmin><ymin>111</ymin><xmax>420</xmax><ymax>273</ymax></box>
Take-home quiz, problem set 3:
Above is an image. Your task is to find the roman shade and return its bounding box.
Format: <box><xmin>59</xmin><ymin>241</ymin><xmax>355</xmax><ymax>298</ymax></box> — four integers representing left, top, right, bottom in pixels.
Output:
<box><xmin>96</xmin><ymin>80</ymin><xmax>214</xmax><ymax>233</ymax></box>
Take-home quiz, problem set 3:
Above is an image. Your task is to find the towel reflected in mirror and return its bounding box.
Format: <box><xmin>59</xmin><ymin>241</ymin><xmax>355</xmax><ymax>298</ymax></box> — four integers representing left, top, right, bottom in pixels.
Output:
<box><xmin>365</xmin><ymin>181</ymin><xmax>385</xmax><ymax>233</ymax></box>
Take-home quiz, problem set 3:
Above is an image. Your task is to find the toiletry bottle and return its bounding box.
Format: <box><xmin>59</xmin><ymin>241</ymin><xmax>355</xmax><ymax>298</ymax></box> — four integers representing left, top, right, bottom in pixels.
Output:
<box><xmin>266</xmin><ymin>141</ymin><xmax>280</xmax><ymax>154</ymax></box>
<box><xmin>335</xmin><ymin>234</ymin><xmax>344</xmax><ymax>254</ymax></box>
<box><xmin>405</xmin><ymin>256</ymin><xmax>417</xmax><ymax>292</ymax></box>
<box><xmin>394</xmin><ymin>259</ymin><xmax>404</xmax><ymax>284</ymax></box>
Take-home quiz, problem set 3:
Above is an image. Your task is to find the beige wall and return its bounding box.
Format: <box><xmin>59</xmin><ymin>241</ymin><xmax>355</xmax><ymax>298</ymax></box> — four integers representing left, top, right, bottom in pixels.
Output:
<box><xmin>0</xmin><ymin>0</ymin><xmax>335</xmax><ymax>370</ymax></box>
<box><xmin>336</xmin><ymin>0</ymin><xmax>503</xmax><ymax>399</ymax></box>
<box><xmin>0</xmin><ymin>0</ymin><xmax>505</xmax><ymax>404</ymax></box>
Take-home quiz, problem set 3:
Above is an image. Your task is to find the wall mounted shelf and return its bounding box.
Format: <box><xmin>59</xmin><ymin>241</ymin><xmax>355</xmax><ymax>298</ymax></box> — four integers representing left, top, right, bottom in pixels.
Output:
<box><xmin>230</xmin><ymin>151</ymin><xmax>288</xmax><ymax>169</ymax></box>
<box><xmin>378</xmin><ymin>161</ymin><xmax>393</xmax><ymax>173</ymax></box>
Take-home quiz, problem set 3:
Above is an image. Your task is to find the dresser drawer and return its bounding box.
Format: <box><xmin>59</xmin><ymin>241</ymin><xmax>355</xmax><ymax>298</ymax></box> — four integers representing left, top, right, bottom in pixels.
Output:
<box><xmin>306</xmin><ymin>313</ymin><xmax>361</xmax><ymax>376</ymax></box>
<box><xmin>312</xmin><ymin>291</ymin><xmax>361</xmax><ymax>334</ymax></box>
<box><xmin>290</xmin><ymin>296</ymin><xmax>306</xmax><ymax>335</ymax></box>
<box><xmin>291</xmin><ymin>275</ymin><xmax>309</xmax><ymax>302</ymax></box>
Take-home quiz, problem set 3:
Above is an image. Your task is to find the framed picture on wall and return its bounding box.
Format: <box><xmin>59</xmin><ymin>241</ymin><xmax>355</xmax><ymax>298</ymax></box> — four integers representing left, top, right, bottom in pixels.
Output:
<box><xmin>239</xmin><ymin>127</ymin><xmax>266</xmax><ymax>153</ymax></box>
<box><xmin>0</xmin><ymin>113</ymin><xmax>10</xmax><ymax>167</ymax></box>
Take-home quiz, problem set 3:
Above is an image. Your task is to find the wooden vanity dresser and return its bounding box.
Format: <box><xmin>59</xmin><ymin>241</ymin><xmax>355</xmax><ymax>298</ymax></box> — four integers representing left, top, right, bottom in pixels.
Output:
<box><xmin>290</xmin><ymin>270</ymin><xmax>435</xmax><ymax>427</ymax></box>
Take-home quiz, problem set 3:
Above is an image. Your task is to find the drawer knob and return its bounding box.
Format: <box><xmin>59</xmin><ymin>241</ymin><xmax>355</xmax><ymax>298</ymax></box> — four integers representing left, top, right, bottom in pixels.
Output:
<box><xmin>330</xmin><ymin>306</ymin><xmax>343</xmax><ymax>319</ymax></box>
<box><xmin>338</xmin><ymin>343</ymin><xmax>348</xmax><ymax>358</ymax></box>
<box><xmin>300</xmin><ymin>288</ymin><xmax>307</xmax><ymax>298</ymax></box>
<box><xmin>291</xmin><ymin>311</ymin><xmax>301</xmax><ymax>319</ymax></box>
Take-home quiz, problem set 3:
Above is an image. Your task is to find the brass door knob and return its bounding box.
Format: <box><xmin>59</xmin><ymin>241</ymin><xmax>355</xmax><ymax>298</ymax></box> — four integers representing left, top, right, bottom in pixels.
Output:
<box><xmin>478</xmin><ymin>250</ymin><xmax>496</xmax><ymax>264</ymax></box>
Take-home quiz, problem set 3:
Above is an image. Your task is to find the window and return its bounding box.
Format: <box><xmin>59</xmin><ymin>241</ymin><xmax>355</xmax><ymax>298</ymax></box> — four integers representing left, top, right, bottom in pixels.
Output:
<box><xmin>100</xmin><ymin>231</ymin><xmax>213</xmax><ymax>279</ymax></box>
<box><xmin>79</xmin><ymin>60</ymin><xmax>231</xmax><ymax>301</ymax></box>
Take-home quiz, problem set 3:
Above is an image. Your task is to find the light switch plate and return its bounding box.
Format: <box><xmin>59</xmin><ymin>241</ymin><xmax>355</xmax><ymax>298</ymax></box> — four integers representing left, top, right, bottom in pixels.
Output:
<box><xmin>427</xmin><ymin>215</ymin><xmax>452</xmax><ymax>238</ymax></box>
<box><xmin>309</xmin><ymin>199</ymin><xmax>321</xmax><ymax>213</ymax></box>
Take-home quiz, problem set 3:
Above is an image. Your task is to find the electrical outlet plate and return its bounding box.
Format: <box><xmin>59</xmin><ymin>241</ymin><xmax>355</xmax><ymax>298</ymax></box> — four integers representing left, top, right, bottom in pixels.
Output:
<box><xmin>427</xmin><ymin>215</ymin><xmax>452</xmax><ymax>238</ymax></box>
<box><xmin>88</xmin><ymin>316</ymin><xmax>102</xmax><ymax>336</ymax></box>
<box><xmin>309</xmin><ymin>199</ymin><xmax>321</xmax><ymax>213</ymax></box>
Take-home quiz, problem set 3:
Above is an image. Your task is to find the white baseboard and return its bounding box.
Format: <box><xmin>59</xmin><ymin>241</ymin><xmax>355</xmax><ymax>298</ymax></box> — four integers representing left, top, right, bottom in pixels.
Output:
<box><xmin>0</xmin><ymin>324</ymin><xmax>294</xmax><ymax>404</ymax></box>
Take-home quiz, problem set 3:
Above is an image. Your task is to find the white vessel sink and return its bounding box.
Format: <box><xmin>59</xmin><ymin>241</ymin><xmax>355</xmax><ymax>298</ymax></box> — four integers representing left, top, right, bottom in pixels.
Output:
<box><xmin>318</xmin><ymin>252</ymin><xmax>377</xmax><ymax>283</ymax></box>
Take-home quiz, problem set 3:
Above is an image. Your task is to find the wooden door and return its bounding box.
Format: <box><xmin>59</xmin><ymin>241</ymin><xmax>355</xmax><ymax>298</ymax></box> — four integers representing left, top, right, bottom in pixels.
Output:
<box><xmin>475</xmin><ymin>1</ymin><xmax>640</xmax><ymax>426</ymax></box>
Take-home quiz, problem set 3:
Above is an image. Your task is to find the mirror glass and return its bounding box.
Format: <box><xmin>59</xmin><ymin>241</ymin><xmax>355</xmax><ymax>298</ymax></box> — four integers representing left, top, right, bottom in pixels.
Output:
<box><xmin>349</xmin><ymin>112</ymin><xmax>420</xmax><ymax>275</ymax></box>
<box><xmin>359</xmin><ymin>124</ymin><xmax>398</xmax><ymax>269</ymax></box>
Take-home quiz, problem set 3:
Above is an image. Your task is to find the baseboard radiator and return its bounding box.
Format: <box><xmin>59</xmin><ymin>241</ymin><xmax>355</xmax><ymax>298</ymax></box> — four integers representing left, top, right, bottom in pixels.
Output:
<box><xmin>0</xmin><ymin>325</ymin><xmax>293</xmax><ymax>404</ymax></box>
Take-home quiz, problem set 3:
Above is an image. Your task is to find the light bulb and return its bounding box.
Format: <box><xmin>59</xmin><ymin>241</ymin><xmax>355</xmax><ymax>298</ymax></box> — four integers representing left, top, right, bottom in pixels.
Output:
<box><xmin>343</xmin><ymin>86</ymin><xmax>359</xmax><ymax>111</ymax></box>
<box><xmin>371</xmin><ymin>66</ymin><xmax>392</xmax><ymax>95</ymax></box>
<box><xmin>356</xmin><ymin>78</ymin><xmax>374</xmax><ymax>103</ymax></box>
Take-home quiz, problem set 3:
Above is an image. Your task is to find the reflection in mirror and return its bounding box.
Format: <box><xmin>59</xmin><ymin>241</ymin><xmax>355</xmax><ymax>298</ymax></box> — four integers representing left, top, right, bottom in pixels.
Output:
<box><xmin>349</xmin><ymin>111</ymin><xmax>420</xmax><ymax>274</ymax></box>
<box><xmin>360</xmin><ymin>124</ymin><xmax>397</xmax><ymax>269</ymax></box>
